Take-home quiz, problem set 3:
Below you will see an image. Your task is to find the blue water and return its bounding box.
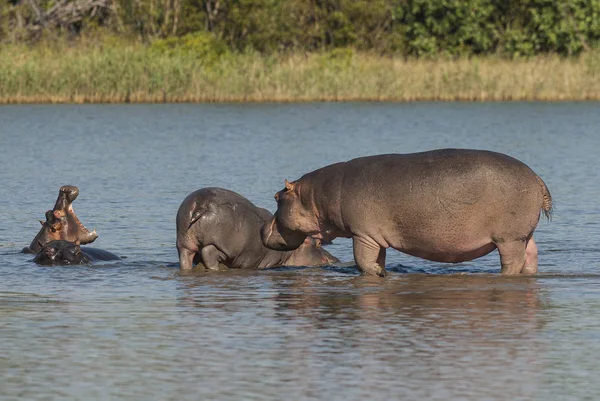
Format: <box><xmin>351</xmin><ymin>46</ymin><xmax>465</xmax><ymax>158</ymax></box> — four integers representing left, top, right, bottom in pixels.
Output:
<box><xmin>1</xmin><ymin>102</ymin><xmax>600</xmax><ymax>400</ymax></box>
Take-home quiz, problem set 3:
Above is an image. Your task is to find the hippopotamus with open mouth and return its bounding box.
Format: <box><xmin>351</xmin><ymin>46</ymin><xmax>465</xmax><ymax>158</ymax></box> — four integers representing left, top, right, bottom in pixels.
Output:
<box><xmin>22</xmin><ymin>185</ymin><xmax>98</xmax><ymax>254</ymax></box>
<box><xmin>25</xmin><ymin>186</ymin><xmax>120</xmax><ymax>265</ymax></box>
<box><xmin>176</xmin><ymin>187</ymin><xmax>339</xmax><ymax>271</ymax></box>
<box><xmin>261</xmin><ymin>149</ymin><xmax>552</xmax><ymax>277</ymax></box>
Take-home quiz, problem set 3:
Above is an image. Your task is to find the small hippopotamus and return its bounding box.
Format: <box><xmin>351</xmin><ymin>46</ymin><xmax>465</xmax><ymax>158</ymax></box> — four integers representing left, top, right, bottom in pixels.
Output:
<box><xmin>176</xmin><ymin>187</ymin><xmax>339</xmax><ymax>271</ymax></box>
<box><xmin>33</xmin><ymin>240</ymin><xmax>120</xmax><ymax>266</ymax></box>
<box><xmin>261</xmin><ymin>149</ymin><xmax>552</xmax><ymax>277</ymax></box>
<box><xmin>22</xmin><ymin>185</ymin><xmax>98</xmax><ymax>254</ymax></box>
<box><xmin>33</xmin><ymin>240</ymin><xmax>89</xmax><ymax>265</ymax></box>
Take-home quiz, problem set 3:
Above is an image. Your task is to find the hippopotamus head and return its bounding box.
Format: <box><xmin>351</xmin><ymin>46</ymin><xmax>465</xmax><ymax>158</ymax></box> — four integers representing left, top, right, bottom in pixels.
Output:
<box><xmin>261</xmin><ymin>180</ymin><xmax>319</xmax><ymax>251</ymax></box>
<box><xmin>24</xmin><ymin>186</ymin><xmax>98</xmax><ymax>254</ymax></box>
<box><xmin>287</xmin><ymin>236</ymin><xmax>340</xmax><ymax>266</ymax></box>
<box><xmin>31</xmin><ymin>209</ymin><xmax>68</xmax><ymax>246</ymax></box>
<box><xmin>33</xmin><ymin>240</ymin><xmax>90</xmax><ymax>266</ymax></box>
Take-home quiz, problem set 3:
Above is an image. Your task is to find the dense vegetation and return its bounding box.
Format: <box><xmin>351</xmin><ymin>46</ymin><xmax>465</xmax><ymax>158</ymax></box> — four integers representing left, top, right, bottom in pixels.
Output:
<box><xmin>2</xmin><ymin>42</ymin><xmax>599</xmax><ymax>103</ymax></box>
<box><xmin>2</xmin><ymin>0</ymin><xmax>600</xmax><ymax>58</ymax></box>
<box><xmin>1</xmin><ymin>1</ymin><xmax>599</xmax><ymax>102</ymax></box>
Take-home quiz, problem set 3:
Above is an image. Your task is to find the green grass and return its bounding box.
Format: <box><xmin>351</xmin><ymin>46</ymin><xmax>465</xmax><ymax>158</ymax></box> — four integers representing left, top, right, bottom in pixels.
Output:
<box><xmin>1</xmin><ymin>40</ymin><xmax>600</xmax><ymax>103</ymax></box>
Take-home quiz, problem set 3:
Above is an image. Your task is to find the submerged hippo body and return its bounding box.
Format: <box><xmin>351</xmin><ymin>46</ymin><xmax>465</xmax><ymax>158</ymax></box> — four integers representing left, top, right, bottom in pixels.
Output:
<box><xmin>261</xmin><ymin>149</ymin><xmax>552</xmax><ymax>277</ymax></box>
<box><xmin>22</xmin><ymin>186</ymin><xmax>98</xmax><ymax>254</ymax></box>
<box><xmin>176</xmin><ymin>188</ymin><xmax>339</xmax><ymax>271</ymax></box>
<box><xmin>33</xmin><ymin>240</ymin><xmax>120</xmax><ymax>266</ymax></box>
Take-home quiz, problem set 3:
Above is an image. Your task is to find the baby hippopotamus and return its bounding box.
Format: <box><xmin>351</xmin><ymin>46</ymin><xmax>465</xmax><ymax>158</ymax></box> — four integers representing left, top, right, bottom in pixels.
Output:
<box><xmin>33</xmin><ymin>240</ymin><xmax>120</xmax><ymax>266</ymax></box>
<box><xmin>261</xmin><ymin>149</ymin><xmax>552</xmax><ymax>277</ymax></box>
<box><xmin>176</xmin><ymin>187</ymin><xmax>339</xmax><ymax>271</ymax></box>
<box><xmin>33</xmin><ymin>240</ymin><xmax>89</xmax><ymax>265</ymax></box>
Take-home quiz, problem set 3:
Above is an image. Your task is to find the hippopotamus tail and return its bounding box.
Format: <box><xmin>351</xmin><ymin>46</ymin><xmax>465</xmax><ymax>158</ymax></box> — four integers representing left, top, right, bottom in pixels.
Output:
<box><xmin>537</xmin><ymin>175</ymin><xmax>553</xmax><ymax>220</ymax></box>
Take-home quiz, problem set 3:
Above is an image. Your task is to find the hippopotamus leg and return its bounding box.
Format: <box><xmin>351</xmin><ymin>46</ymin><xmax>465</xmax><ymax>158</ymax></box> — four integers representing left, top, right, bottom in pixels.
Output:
<box><xmin>352</xmin><ymin>236</ymin><xmax>387</xmax><ymax>277</ymax></box>
<box><xmin>522</xmin><ymin>237</ymin><xmax>539</xmax><ymax>274</ymax></box>
<box><xmin>200</xmin><ymin>245</ymin><xmax>227</xmax><ymax>271</ymax></box>
<box><xmin>178</xmin><ymin>247</ymin><xmax>196</xmax><ymax>271</ymax></box>
<box><xmin>497</xmin><ymin>236</ymin><xmax>539</xmax><ymax>275</ymax></box>
<box><xmin>496</xmin><ymin>240</ymin><xmax>528</xmax><ymax>275</ymax></box>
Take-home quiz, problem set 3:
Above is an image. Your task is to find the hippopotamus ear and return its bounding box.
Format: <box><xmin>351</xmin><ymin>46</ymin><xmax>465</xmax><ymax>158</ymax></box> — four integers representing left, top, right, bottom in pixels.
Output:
<box><xmin>285</xmin><ymin>179</ymin><xmax>295</xmax><ymax>192</ymax></box>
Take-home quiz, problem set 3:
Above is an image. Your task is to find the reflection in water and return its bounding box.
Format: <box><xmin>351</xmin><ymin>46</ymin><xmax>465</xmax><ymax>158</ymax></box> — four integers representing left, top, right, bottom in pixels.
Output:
<box><xmin>175</xmin><ymin>271</ymin><xmax>547</xmax><ymax>399</ymax></box>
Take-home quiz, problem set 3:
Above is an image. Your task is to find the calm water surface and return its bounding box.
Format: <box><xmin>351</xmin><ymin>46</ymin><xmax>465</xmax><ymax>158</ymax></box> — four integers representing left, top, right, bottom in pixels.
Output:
<box><xmin>1</xmin><ymin>103</ymin><xmax>600</xmax><ymax>400</ymax></box>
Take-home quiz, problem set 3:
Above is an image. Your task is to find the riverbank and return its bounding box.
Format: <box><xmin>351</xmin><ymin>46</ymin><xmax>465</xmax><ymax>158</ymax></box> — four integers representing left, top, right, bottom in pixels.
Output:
<box><xmin>1</xmin><ymin>42</ymin><xmax>599</xmax><ymax>103</ymax></box>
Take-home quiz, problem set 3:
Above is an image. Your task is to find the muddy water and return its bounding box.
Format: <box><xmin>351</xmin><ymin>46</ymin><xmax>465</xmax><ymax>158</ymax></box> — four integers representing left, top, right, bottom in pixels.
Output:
<box><xmin>1</xmin><ymin>103</ymin><xmax>600</xmax><ymax>400</ymax></box>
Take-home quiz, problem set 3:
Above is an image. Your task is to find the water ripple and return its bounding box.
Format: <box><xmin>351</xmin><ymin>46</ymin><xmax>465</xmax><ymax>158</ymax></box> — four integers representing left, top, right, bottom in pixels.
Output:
<box><xmin>2</xmin><ymin>102</ymin><xmax>600</xmax><ymax>400</ymax></box>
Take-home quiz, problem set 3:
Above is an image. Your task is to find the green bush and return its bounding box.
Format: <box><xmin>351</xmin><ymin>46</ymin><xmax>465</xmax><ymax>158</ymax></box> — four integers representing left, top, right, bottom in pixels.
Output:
<box><xmin>2</xmin><ymin>0</ymin><xmax>600</xmax><ymax>58</ymax></box>
<box><xmin>400</xmin><ymin>0</ymin><xmax>498</xmax><ymax>57</ymax></box>
<box><xmin>150</xmin><ymin>32</ymin><xmax>229</xmax><ymax>63</ymax></box>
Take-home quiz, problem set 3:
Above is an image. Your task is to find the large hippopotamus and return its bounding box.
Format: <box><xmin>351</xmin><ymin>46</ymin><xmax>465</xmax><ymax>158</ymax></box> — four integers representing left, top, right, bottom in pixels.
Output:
<box><xmin>261</xmin><ymin>149</ymin><xmax>552</xmax><ymax>277</ymax></box>
<box><xmin>176</xmin><ymin>187</ymin><xmax>339</xmax><ymax>271</ymax></box>
<box><xmin>33</xmin><ymin>240</ymin><xmax>120</xmax><ymax>266</ymax></box>
<box><xmin>22</xmin><ymin>185</ymin><xmax>98</xmax><ymax>254</ymax></box>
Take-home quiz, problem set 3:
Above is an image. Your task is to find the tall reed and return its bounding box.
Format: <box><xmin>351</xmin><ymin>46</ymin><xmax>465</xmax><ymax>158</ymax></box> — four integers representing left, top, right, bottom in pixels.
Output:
<box><xmin>1</xmin><ymin>42</ymin><xmax>599</xmax><ymax>103</ymax></box>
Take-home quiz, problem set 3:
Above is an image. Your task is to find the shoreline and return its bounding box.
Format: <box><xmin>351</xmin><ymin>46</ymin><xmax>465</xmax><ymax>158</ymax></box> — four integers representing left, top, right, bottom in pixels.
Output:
<box><xmin>2</xmin><ymin>96</ymin><xmax>600</xmax><ymax>104</ymax></box>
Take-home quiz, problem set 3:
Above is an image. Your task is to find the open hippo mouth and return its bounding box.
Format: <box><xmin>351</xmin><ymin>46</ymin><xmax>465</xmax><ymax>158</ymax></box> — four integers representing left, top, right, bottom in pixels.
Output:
<box><xmin>54</xmin><ymin>185</ymin><xmax>98</xmax><ymax>244</ymax></box>
<box><xmin>54</xmin><ymin>185</ymin><xmax>80</xmax><ymax>210</ymax></box>
<box><xmin>25</xmin><ymin>185</ymin><xmax>98</xmax><ymax>254</ymax></box>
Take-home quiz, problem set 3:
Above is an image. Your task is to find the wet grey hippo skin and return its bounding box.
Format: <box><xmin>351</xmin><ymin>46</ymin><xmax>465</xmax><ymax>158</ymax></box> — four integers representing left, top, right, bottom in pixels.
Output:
<box><xmin>176</xmin><ymin>187</ymin><xmax>339</xmax><ymax>271</ymax></box>
<box><xmin>33</xmin><ymin>240</ymin><xmax>120</xmax><ymax>266</ymax></box>
<box><xmin>261</xmin><ymin>149</ymin><xmax>552</xmax><ymax>277</ymax></box>
<box><xmin>22</xmin><ymin>185</ymin><xmax>98</xmax><ymax>254</ymax></box>
<box><xmin>23</xmin><ymin>185</ymin><xmax>119</xmax><ymax>263</ymax></box>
